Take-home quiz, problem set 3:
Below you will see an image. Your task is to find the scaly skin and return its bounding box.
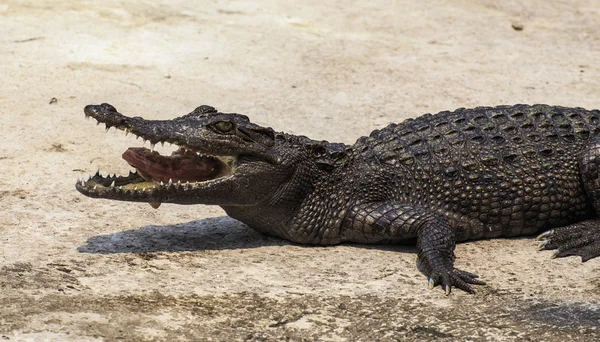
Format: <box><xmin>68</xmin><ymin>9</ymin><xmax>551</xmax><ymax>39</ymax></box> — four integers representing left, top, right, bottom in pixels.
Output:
<box><xmin>76</xmin><ymin>103</ymin><xmax>600</xmax><ymax>294</ymax></box>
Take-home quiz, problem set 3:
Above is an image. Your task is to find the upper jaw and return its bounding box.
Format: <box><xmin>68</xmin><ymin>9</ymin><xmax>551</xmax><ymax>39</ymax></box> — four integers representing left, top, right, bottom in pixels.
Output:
<box><xmin>84</xmin><ymin>103</ymin><xmax>190</xmax><ymax>150</ymax></box>
<box><xmin>83</xmin><ymin>103</ymin><xmax>273</xmax><ymax>160</ymax></box>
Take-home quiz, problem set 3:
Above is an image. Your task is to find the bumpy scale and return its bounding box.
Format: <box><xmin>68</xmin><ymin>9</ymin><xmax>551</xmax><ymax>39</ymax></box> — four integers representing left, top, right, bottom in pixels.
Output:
<box><xmin>76</xmin><ymin>103</ymin><xmax>600</xmax><ymax>294</ymax></box>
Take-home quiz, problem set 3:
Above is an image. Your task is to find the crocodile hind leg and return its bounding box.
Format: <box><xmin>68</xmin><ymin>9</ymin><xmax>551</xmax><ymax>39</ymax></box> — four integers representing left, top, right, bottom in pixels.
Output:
<box><xmin>537</xmin><ymin>220</ymin><xmax>600</xmax><ymax>261</ymax></box>
<box><xmin>342</xmin><ymin>202</ymin><xmax>485</xmax><ymax>294</ymax></box>
<box><xmin>538</xmin><ymin>139</ymin><xmax>600</xmax><ymax>261</ymax></box>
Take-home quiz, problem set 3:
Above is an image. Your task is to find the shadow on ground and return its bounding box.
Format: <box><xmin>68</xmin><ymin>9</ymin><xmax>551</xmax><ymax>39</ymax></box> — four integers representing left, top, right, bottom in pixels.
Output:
<box><xmin>77</xmin><ymin>216</ymin><xmax>288</xmax><ymax>254</ymax></box>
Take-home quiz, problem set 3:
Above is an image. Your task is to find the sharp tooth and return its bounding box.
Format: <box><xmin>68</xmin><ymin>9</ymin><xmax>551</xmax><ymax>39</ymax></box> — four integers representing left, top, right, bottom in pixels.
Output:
<box><xmin>88</xmin><ymin>174</ymin><xmax>92</xmax><ymax>181</ymax></box>
<box><xmin>150</xmin><ymin>143</ymin><xmax>155</xmax><ymax>152</ymax></box>
<box><xmin>168</xmin><ymin>179</ymin><xmax>173</xmax><ymax>186</ymax></box>
<box><xmin>93</xmin><ymin>185</ymin><xmax>97</xmax><ymax>190</ymax></box>
<box><xmin>110</xmin><ymin>180</ymin><xmax>115</xmax><ymax>187</ymax></box>
<box><xmin>80</xmin><ymin>179</ymin><xmax>85</xmax><ymax>186</ymax></box>
<box><xmin>160</xmin><ymin>181</ymin><xmax>164</xmax><ymax>186</ymax></box>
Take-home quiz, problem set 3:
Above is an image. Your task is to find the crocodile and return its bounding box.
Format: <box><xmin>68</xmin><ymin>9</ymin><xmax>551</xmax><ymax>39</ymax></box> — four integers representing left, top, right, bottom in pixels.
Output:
<box><xmin>76</xmin><ymin>103</ymin><xmax>600</xmax><ymax>294</ymax></box>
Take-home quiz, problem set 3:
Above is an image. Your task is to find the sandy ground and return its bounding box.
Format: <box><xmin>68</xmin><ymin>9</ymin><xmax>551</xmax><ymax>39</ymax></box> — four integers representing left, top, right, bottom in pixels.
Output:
<box><xmin>1</xmin><ymin>0</ymin><xmax>599</xmax><ymax>341</ymax></box>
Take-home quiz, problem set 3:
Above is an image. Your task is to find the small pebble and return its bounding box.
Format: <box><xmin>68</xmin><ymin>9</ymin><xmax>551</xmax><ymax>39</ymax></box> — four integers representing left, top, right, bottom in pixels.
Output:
<box><xmin>512</xmin><ymin>22</ymin><xmax>524</xmax><ymax>31</ymax></box>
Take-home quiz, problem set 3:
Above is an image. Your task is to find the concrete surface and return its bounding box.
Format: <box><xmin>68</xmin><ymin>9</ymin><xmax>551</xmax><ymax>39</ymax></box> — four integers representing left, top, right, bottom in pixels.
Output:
<box><xmin>1</xmin><ymin>0</ymin><xmax>599</xmax><ymax>341</ymax></box>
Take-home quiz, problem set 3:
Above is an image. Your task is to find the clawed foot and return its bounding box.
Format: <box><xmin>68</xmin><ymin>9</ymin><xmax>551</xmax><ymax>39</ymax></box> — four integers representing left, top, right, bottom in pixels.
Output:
<box><xmin>417</xmin><ymin>257</ymin><xmax>486</xmax><ymax>295</ymax></box>
<box><xmin>537</xmin><ymin>223</ymin><xmax>600</xmax><ymax>262</ymax></box>
<box><xmin>426</xmin><ymin>268</ymin><xmax>486</xmax><ymax>295</ymax></box>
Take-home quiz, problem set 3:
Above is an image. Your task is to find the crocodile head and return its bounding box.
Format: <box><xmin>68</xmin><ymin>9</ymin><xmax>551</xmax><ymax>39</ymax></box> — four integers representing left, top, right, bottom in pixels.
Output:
<box><xmin>76</xmin><ymin>103</ymin><xmax>334</xmax><ymax>210</ymax></box>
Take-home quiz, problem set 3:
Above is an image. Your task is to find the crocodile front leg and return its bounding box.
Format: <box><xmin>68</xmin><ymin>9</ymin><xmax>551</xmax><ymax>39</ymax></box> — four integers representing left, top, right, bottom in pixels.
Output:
<box><xmin>341</xmin><ymin>202</ymin><xmax>485</xmax><ymax>294</ymax></box>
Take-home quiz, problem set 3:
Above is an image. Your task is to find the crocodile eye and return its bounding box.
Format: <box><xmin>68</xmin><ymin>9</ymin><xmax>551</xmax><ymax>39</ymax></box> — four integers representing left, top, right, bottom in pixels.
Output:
<box><xmin>214</xmin><ymin>121</ymin><xmax>234</xmax><ymax>133</ymax></box>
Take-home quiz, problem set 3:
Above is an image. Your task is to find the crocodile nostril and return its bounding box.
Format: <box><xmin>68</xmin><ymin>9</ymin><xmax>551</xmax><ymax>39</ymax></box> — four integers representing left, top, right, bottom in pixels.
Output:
<box><xmin>100</xmin><ymin>103</ymin><xmax>117</xmax><ymax>112</ymax></box>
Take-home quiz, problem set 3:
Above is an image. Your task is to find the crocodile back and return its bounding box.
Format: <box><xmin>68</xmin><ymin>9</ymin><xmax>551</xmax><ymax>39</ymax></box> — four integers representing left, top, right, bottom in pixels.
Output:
<box><xmin>350</xmin><ymin>104</ymin><xmax>600</xmax><ymax>240</ymax></box>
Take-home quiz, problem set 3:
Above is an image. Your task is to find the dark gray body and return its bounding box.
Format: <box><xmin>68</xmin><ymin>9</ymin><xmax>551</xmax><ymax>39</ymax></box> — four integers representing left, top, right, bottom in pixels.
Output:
<box><xmin>77</xmin><ymin>103</ymin><xmax>600</xmax><ymax>294</ymax></box>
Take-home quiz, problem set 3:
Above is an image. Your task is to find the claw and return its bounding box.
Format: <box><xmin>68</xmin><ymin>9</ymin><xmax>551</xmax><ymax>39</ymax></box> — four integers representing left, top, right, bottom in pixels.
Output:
<box><xmin>537</xmin><ymin>240</ymin><xmax>548</xmax><ymax>251</ymax></box>
<box><xmin>551</xmin><ymin>249</ymin><xmax>560</xmax><ymax>259</ymax></box>
<box><xmin>428</xmin><ymin>278</ymin><xmax>435</xmax><ymax>290</ymax></box>
<box><xmin>444</xmin><ymin>285</ymin><xmax>451</xmax><ymax>296</ymax></box>
<box><xmin>537</xmin><ymin>230</ymin><xmax>554</xmax><ymax>240</ymax></box>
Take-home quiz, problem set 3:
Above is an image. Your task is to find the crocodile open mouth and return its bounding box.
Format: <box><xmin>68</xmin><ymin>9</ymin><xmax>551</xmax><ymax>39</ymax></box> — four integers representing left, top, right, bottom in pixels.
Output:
<box><xmin>75</xmin><ymin>103</ymin><xmax>241</xmax><ymax>208</ymax></box>
<box><xmin>122</xmin><ymin>147</ymin><xmax>234</xmax><ymax>184</ymax></box>
<box><xmin>76</xmin><ymin>142</ymin><xmax>236</xmax><ymax>208</ymax></box>
<box><xmin>76</xmin><ymin>145</ymin><xmax>236</xmax><ymax>208</ymax></box>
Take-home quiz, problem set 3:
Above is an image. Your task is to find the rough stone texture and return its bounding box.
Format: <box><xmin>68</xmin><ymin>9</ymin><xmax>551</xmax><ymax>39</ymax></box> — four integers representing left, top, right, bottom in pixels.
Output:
<box><xmin>1</xmin><ymin>0</ymin><xmax>599</xmax><ymax>341</ymax></box>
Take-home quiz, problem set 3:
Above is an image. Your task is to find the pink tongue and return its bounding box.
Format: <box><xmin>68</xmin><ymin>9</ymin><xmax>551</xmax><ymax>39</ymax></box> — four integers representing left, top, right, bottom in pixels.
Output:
<box><xmin>122</xmin><ymin>147</ymin><xmax>220</xmax><ymax>183</ymax></box>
